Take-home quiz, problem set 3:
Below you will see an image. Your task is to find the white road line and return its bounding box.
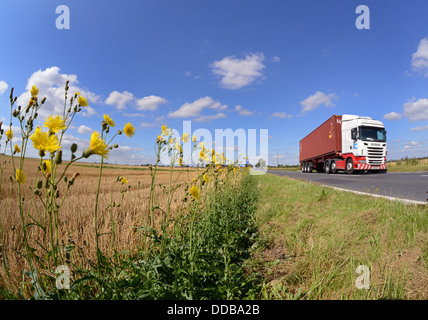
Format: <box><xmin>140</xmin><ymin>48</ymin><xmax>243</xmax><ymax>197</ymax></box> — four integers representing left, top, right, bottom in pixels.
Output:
<box><xmin>421</xmin><ymin>175</ymin><xmax>428</xmax><ymax>177</ymax></box>
<box><xmin>322</xmin><ymin>185</ymin><xmax>427</xmax><ymax>206</ymax></box>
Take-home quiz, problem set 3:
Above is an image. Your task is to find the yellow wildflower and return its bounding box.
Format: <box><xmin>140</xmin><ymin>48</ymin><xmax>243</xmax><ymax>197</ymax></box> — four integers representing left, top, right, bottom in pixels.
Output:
<box><xmin>161</xmin><ymin>125</ymin><xmax>171</xmax><ymax>136</ymax></box>
<box><xmin>85</xmin><ymin>131</ymin><xmax>109</xmax><ymax>159</ymax></box>
<box><xmin>30</xmin><ymin>85</ymin><xmax>39</xmax><ymax>97</ymax></box>
<box><xmin>78</xmin><ymin>95</ymin><xmax>89</xmax><ymax>107</ymax></box>
<box><xmin>5</xmin><ymin>129</ymin><xmax>13</xmax><ymax>140</ymax></box>
<box><xmin>190</xmin><ymin>185</ymin><xmax>200</xmax><ymax>200</ymax></box>
<box><xmin>42</xmin><ymin>160</ymin><xmax>52</xmax><ymax>175</ymax></box>
<box><xmin>103</xmin><ymin>114</ymin><xmax>115</xmax><ymax>127</ymax></box>
<box><xmin>13</xmin><ymin>144</ymin><xmax>20</xmax><ymax>154</ymax></box>
<box><xmin>123</xmin><ymin>122</ymin><xmax>135</xmax><ymax>138</ymax></box>
<box><xmin>44</xmin><ymin>115</ymin><xmax>67</xmax><ymax>133</ymax></box>
<box><xmin>192</xmin><ymin>134</ymin><xmax>197</xmax><ymax>143</ymax></box>
<box><xmin>182</xmin><ymin>133</ymin><xmax>189</xmax><ymax>143</ymax></box>
<box><xmin>120</xmin><ymin>177</ymin><xmax>128</xmax><ymax>184</ymax></box>
<box><xmin>30</xmin><ymin>127</ymin><xmax>61</xmax><ymax>153</ymax></box>
<box><xmin>203</xmin><ymin>174</ymin><xmax>209</xmax><ymax>183</ymax></box>
<box><xmin>15</xmin><ymin>169</ymin><xmax>26</xmax><ymax>184</ymax></box>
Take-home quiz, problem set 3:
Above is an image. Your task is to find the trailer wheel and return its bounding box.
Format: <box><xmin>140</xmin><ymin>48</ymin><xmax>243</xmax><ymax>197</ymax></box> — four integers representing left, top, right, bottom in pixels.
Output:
<box><xmin>301</xmin><ymin>163</ymin><xmax>306</xmax><ymax>173</ymax></box>
<box><xmin>325</xmin><ymin>160</ymin><xmax>331</xmax><ymax>174</ymax></box>
<box><xmin>308</xmin><ymin>163</ymin><xmax>313</xmax><ymax>173</ymax></box>
<box><xmin>346</xmin><ymin>158</ymin><xmax>354</xmax><ymax>174</ymax></box>
<box><xmin>330</xmin><ymin>160</ymin><xmax>338</xmax><ymax>174</ymax></box>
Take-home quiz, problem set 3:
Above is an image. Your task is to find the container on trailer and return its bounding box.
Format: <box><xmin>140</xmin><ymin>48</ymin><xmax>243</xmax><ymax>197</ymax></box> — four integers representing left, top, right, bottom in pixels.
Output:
<box><xmin>299</xmin><ymin>115</ymin><xmax>342</xmax><ymax>163</ymax></box>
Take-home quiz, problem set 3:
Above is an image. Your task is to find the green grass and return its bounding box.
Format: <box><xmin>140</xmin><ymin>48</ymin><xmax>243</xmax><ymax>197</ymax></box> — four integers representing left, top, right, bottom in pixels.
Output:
<box><xmin>387</xmin><ymin>158</ymin><xmax>428</xmax><ymax>172</ymax></box>
<box><xmin>252</xmin><ymin>173</ymin><xmax>428</xmax><ymax>300</ymax></box>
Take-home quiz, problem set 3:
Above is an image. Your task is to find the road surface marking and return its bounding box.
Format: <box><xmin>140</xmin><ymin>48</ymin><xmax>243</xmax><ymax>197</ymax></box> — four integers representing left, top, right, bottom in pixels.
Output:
<box><xmin>322</xmin><ymin>185</ymin><xmax>427</xmax><ymax>206</ymax></box>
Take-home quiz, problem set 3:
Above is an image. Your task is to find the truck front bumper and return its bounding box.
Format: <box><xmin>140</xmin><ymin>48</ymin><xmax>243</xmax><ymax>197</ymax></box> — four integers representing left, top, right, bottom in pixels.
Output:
<box><xmin>356</xmin><ymin>163</ymin><xmax>387</xmax><ymax>170</ymax></box>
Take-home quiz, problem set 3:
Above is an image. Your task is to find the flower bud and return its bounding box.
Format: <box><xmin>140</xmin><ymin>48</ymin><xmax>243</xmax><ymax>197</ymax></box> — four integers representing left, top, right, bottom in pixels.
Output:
<box><xmin>55</xmin><ymin>150</ymin><xmax>62</xmax><ymax>164</ymax></box>
<box><xmin>39</xmin><ymin>150</ymin><xmax>45</xmax><ymax>158</ymax></box>
<box><xmin>70</xmin><ymin>143</ymin><xmax>78</xmax><ymax>153</ymax></box>
<box><xmin>36</xmin><ymin>180</ymin><xmax>43</xmax><ymax>189</ymax></box>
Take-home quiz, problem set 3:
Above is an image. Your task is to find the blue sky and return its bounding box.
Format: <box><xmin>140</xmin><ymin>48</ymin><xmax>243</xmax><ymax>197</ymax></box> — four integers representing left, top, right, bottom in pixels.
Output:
<box><xmin>1</xmin><ymin>0</ymin><xmax>428</xmax><ymax>165</ymax></box>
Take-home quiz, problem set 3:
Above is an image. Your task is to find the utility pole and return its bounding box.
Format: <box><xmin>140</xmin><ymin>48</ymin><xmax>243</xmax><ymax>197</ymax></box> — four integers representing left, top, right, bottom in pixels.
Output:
<box><xmin>277</xmin><ymin>149</ymin><xmax>279</xmax><ymax>167</ymax></box>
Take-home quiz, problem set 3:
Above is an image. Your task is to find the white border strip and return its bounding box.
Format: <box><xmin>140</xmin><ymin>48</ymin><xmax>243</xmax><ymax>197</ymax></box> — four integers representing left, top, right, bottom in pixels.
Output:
<box><xmin>323</xmin><ymin>185</ymin><xmax>427</xmax><ymax>206</ymax></box>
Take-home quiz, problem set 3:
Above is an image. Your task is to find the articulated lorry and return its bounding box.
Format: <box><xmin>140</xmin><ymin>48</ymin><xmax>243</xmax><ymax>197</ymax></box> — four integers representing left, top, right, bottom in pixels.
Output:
<box><xmin>299</xmin><ymin>114</ymin><xmax>387</xmax><ymax>174</ymax></box>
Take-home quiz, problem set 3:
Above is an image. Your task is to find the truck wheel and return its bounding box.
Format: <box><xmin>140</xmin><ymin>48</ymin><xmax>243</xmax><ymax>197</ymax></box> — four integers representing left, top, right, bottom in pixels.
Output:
<box><xmin>301</xmin><ymin>163</ymin><xmax>306</xmax><ymax>173</ymax></box>
<box><xmin>308</xmin><ymin>163</ymin><xmax>313</xmax><ymax>173</ymax></box>
<box><xmin>330</xmin><ymin>160</ymin><xmax>338</xmax><ymax>174</ymax></box>
<box><xmin>325</xmin><ymin>160</ymin><xmax>331</xmax><ymax>174</ymax></box>
<box><xmin>346</xmin><ymin>158</ymin><xmax>354</xmax><ymax>174</ymax></box>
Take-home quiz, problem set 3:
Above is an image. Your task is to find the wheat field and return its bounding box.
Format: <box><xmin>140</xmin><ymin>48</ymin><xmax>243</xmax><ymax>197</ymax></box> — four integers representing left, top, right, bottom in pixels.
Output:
<box><xmin>0</xmin><ymin>155</ymin><xmax>200</xmax><ymax>288</ymax></box>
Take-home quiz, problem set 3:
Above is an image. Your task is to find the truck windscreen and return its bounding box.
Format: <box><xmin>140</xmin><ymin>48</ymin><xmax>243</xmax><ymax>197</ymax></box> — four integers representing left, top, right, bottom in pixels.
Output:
<box><xmin>359</xmin><ymin>126</ymin><xmax>386</xmax><ymax>142</ymax></box>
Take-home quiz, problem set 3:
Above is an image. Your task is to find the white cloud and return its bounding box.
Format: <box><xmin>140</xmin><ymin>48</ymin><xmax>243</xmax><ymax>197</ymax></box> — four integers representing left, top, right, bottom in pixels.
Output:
<box><xmin>271</xmin><ymin>56</ymin><xmax>280</xmax><ymax>63</ymax></box>
<box><xmin>168</xmin><ymin>96</ymin><xmax>227</xmax><ymax>118</ymax></box>
<box><xmin>0</xmin><ymin>81</ymin><xmax>8</xmax><ymax>95</ymax></box>
<box><xmin>300</xmin><ymin>91</ymin><xmax>337</xmax><ymax>114</ymax></box>
<box><xmin>123</xmin><ymin>113</ymin><xmax>145</xmax><ymax>118</ymax></box>
<box><xmin>234</xmin><ymin>105</ymin><xmax>253</xmax><ymax>116</ymax></box>
<box><xmin>105</xmin><ymin>91</ymin><xmax>135</xmax><ymax>111</ymax></box>
<box><xmin>409</xmin><ymin>124</ymin><xmax>428</xmax><ymax>132</ymax></box>
<box><xmin>403</xmin><ymin>98</ymin><xmax>428</xmax><ymax>121</ymax></box>
<box><xmin>383</xmin><ymin>112</ymin><xmax>402</xmax><ymax>121</ymax></box>
<box><xmin>194</xmin><ymin>113</ymin><xmax>226</xmax><ymax>122</ymax></box>
<box><xmin>412</xmin><ymin>38</ymin><xmax>428</xmax><ymax>76</ymax></box>
<box><xmin>136</xmin><ymin>95</ymin><xmax>167</xmax><ymax>111</ymax></box>
<box><xmin>77</xmin><ymin>125</ymin><xmax>93</xmax><ymax>134</ymax></box>
<box><xmin>140</xmin><ymin>116</ymin><xmax>165</xmax><ymax>128</ymax></box>
<box><xmin>272</xmin><ymin>112</ymin><xmax>292</xmax><ymax>119</ymax></box>
<box><xmin>404</xmin><ymin>141</ymin><xmax>422</xmax><ymax>149</ymax></box>
<box><xmin>16</xmin><ymin>67</ymin><xmax>100</xmax><ymax>119</ymax></box>
<box><xmin>211</xmin><ymin>52</ymin><xmax>265</xmax><ymax>90</ymax></box>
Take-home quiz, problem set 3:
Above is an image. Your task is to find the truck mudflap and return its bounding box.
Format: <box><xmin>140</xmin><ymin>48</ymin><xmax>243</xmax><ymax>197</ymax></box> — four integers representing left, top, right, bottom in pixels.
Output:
<box><xmin>356</xmin><ymin>163</ymin><xmax>387</xmax><ymax>170</ymax></box>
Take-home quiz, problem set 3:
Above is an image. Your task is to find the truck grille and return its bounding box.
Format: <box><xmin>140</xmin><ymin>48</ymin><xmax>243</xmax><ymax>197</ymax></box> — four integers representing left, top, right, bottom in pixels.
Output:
<box><xmin>367</xmin><ymin>147</ymin><xmax>384</xmax><ymax>165</ymax></box>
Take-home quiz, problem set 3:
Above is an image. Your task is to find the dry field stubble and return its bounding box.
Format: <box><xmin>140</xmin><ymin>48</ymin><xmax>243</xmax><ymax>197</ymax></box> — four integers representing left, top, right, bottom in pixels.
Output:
<box><xmin>0</xmin><ymin>155</ymin><xmax>200</xmax><ymax>286</ymax></box>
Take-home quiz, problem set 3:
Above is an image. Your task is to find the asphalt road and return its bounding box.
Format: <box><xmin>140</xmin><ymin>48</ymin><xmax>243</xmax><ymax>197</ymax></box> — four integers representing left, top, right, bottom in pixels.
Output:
<box><xmin>267</xmin><ymin>170</ymin><xmax>428</xmax><ymax>204</ymax></box>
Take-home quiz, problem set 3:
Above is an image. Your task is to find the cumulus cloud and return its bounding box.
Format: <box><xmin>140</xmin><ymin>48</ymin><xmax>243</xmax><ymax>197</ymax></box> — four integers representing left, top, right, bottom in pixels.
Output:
<box><xmin>168</xmin><ymin>96</ymin><xmax>227</xmax><ymax>119</ymax></box>
<box><xmin>234</xmin><ymin>105</ymin><xmax>253</xmax><ymax>116</ymax></box>
<box><xmin>194</xmin><ymin>113</ymin><xmax>226</xmax><ymax>122</ymax></box>
<box><xmin>0</xmin><ymin>81</ymin><xmax>8</xmax><ymax>95</ymax></box>
<box><xmin>272</xmin><ymin>112</ymin><xmax>292</xmax><ymax>119</ymax></box>
<box><xmin>409</xmin><ymin>125</ymin><xmax>428</xmax><ymax>132</ymax></box>
<box><xmin>383</xmin><ymin>112</ymin><xmax>402</xmax><ymax>121</ymax></box>
<box><xmin>412</xmin><ymin>37</ymin><xmax>428</xmax><ymax>76</ymax></box>
<box><xmin>77</xmin><ymin>125</ymin><xmax>93</xmax><ymax>134</ymax></box>
<box><xmin>105</xmin><ymin>91</ymin><xmax>135</xmax><ymax>111</ymax></box>
<box><xmin>16</xmin><ymin>67</ymin><xmax>100</xmax><ymax>119</ymax></box>
<box><xmin>403</xmin><ymin>98</ymin><xmax>428</xmax><ymax>121</ymax></box>
<box><xmin>136</xmin><ymin>95</ymin><xmax>168</xmax><ymax>111</ymax></box>
<box><xmin>300</xmin><ymin>91</ymin><xmax>337</xmax><ymax>114</ymax></box>
<box><xmin>211</xmin><ymin>52</ymin><xmax>265</xmax><ymax>90</ymax></box>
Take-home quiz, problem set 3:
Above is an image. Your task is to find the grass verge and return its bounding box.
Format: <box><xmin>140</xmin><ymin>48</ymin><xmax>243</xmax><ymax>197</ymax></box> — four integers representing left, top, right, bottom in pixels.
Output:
<box><xmin>251</xmin><ymin>173</ymin><xmax>428</xmax><ymax>300</ymax></box>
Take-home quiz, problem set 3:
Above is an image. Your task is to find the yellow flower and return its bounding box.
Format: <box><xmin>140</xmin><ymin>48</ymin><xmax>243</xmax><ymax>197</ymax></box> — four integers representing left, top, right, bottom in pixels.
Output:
<box><xmin>161</xmin><ymin>125</ymin><xmax>171</xmax><ymax>136</ymax></box>
<box><xmin>178</xmin><ymin>156</ymin><xmax>183</xmax><ymax>167</ymax></box>
<box><xmin>182</xmin><ymin>133</ymin><xmax>189</xmax><ymax>143</ymax></box>
<box><xmin>103</xmin><ymin>114</ymin><xmax>115</xmax><ymax>127</ymax></box>
<box><xmin>42</xmin><ymin>160</ymin><xmax>52</xmax><ymax>175</ymax></box>
<box><xmin>203</xmin><ymin>174</ymin><xmax>209</xmax><ymax>183</ymax></box>
<box><xmin>157</xmin><ymin>135</ymin><xmax>163</xmax><ymax>143</ymax></box>
<box><xmin>123</xmin><ymin>122</ymin><xmax>135</xmax><ymax>138</ymax></box>
<box><xmin>78</xmin><ymin>95</ymin><xmax>89</xmax><ymax>107</ymax></box>
<box><xmin>120</xmin><ymin>177</ymin><xmax>128</xmax><ymax>184</ymax></box>
<box><xmin>192</xmin><ymin>135</ymin><xmax>197</xmax><ymax>143</ymax></box>
<box><xmin>199</xmin><ymin>150</ymin><xmax>205</xmax><ymax>159</ymax></box>
<box><xmin>13</xmin><ymin>144</ymin><xmax>20</xmax><ymax>154</ymax></box>
<box><xmin>30</xmin><ymin>127</ymin><xmax>61</xmax><ymax>153</ymax></box>
<box><xmin>30</xmin><ymin>85</ymin><xmax>39</xmax><ymax>97</ymax></box>
<box><xmin>5</xmin><ymin>129</ymin><xmax>13</xmax><ymax>140</ymax></box>
<box><xmin>200</xmin><ymin>142</ymin><xmax>205</xmax><ymax>149</ymax></box>
<box><xmin>44</xmin><ymin>115</ymin><xmax>67</xmax><ymax>133</ymax></box>
<box><xmin>190</xmin><ymin>185</ymin><xmax>200</xmax><ymax>200</ymax></box>
<box><xmin>84</xmin><ymin>131</ymin><xmax>109</xmax><ymax>159</ymax></box>
<box><xmin>15</xmin><ymin>169</ymin><xmax>26</xmax><ymax>184</ymax></box>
